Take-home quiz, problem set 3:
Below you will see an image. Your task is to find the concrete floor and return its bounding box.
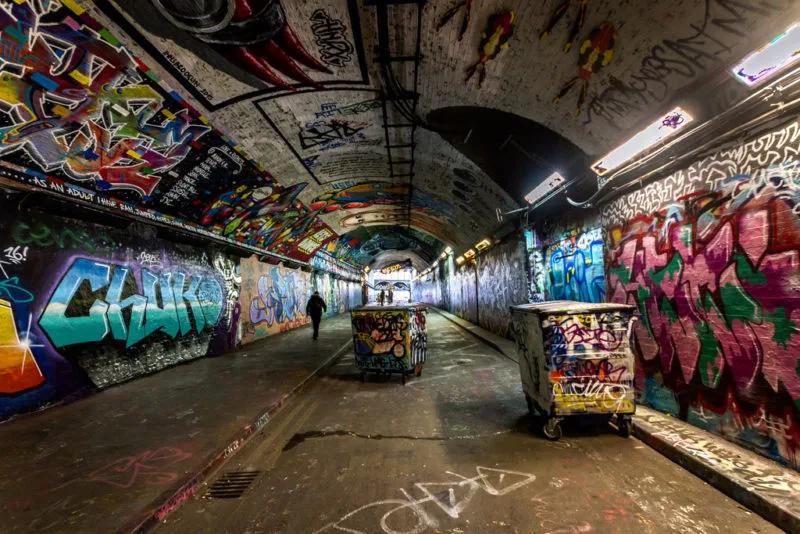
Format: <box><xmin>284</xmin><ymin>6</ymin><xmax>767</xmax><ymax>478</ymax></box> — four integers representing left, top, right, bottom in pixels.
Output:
<box><xmin>158</xmin><ymin>313</ymin><xmax>779</xmax><ymax>534</ymax></box>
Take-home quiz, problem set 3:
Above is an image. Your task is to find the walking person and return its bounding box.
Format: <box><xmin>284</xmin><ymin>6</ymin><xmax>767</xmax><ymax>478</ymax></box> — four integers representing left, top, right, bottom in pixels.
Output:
<box><xmin>387</xmin><ymin>286</ymin><xmax>394</xmax><ymax>305</ymax></box>
<box><xmin>378</xmin><ymin>290</ymin><xmax>385</xmax><ymax>306</ymax></box>
<box><xmin>306</xmin><ymin>291</ymin><xmax>327</xmax><ymax>340</ymax></box>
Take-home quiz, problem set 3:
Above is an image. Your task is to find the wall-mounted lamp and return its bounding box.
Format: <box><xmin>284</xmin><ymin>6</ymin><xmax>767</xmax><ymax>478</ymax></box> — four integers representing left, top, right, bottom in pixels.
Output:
<box><xmin>455</xmin><ymin>255</ymin><xmax>465</xmax><ymax>265</ymax></box>
<box><xmin>475</xmin><ymin>238</ymin><xmax>491</xmax><ymax>252</ymax></box>
<box><xmin>445</xmin><ymin>246</ymin><xmax>453</xmax><ymax>254</ymax></box>
<box><xmin>591</xmin><ymin>106</ymin><xmax>694</xmax><ymax>176</ymax></box>
<box><xmin>464</xmin><ymin>249</ymin><xmax>476</xmax><ymax>259</ymax></box>
<box><xmin>439</xmin><ymin>251</ymin><xmax>447</xmax><ymax>260</ymax></box>
<box><xmin>732</xmin><ymin>23</ymin><xmax>800</xmax><ymax>87</ymax></box>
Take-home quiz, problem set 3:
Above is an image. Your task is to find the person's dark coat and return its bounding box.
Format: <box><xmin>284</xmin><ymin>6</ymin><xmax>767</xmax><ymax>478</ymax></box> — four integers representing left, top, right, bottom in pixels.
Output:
<box><xmin>306</xmin><ymin>294</ymin><xmax>327</xmax><ymax>318</ymax></box>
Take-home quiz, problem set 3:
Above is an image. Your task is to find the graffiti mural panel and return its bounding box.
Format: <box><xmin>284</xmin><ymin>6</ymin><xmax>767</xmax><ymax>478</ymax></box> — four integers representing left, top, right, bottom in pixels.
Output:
<box><xmin>0</xmin><ymin>199</ymin><xmax>239</xmax><ymax>421</ymax></box>
<box><xmin>603</xmin><ymin>120</ymin><xmax>800</xmax><ymax>469</ymax></box>
<box><xmin>256</xmin><ymin>90</ymin><xmax>385</xmax><ymax>185</ymax></box>
<box><xmin>476</xmin><ymin>239</ymin><xmax>529</xmax><ymax>337</ymax></box>
<box><xmin>239</xmin><ymin>255</ymin><xmax>360</xmax><ymax>344</ymax></box>
<box><xmin>544</xmin><ymin>227</ymin><xmax>606</xmax><ymax>303</ymax></box>
<box><xmin>0</xmin><ymin>0</ymin><xmax>338</xmax><ymax>263</ymax></box>
<box><xmin>97</xmin><ymin>0</ymin><xmax>368</xmax><ymax>109</ymax></box>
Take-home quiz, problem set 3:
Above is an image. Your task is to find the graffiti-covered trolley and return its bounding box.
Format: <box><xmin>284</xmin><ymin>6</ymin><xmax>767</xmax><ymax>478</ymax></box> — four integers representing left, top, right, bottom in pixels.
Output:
<box><xmin>350</xmin><ymin>304</ymin><xmax>428</xmax><ymax>384</ymax></box>
<box><xmin>510</xmin><ymin>301</ymin><xmax>637</xmax><ymax>440</ymax></box>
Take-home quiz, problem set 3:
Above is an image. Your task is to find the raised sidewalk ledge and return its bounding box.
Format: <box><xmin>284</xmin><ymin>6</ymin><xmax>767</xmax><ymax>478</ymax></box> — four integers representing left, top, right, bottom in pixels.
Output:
<box><xmin>634</xmin><ymin>406</ymin><xmax>800</xmax><ymax>533</ymax></box>
<box><xmin>432</xmin><ymin>305</ymin><xmax>800</xmax><ymax>533</ymax></box>
<box><xmin>430</xmin><ymin>307</ymin><xmax>518</xmax><ymax>362</ymax></box>
<box><xmin>0</xmin><ymin>314</ymin><xmax>354</xmax><ymax>534</ymax></box>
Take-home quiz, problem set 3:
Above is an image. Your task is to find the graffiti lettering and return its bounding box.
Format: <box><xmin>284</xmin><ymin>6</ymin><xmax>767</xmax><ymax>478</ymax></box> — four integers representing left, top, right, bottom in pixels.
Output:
<box><xmin>544</xmin><ymin>228</ymin><xmax>605</xmax><ymax>303</ymax></box>
<box><xmin>250</xmin><ymin>267</ymin><xmax>307</xmax><ymax>327</ymax></box>
<box><xmin>87</xmin><ymin>447</ymin><xmax>192</xmax><ymax>489</ymax></box>
<box><xmin>299</xmin><ymin>120</ymin><xmax>369</xmax><ymax>151</ymax></box>
<box><xmin>39</xmin><ymin>258</ymin><xmax>223</xmax><ymax>348</ymax></box>
<box><xmin>586</xmin><ymin>0</ymin><xmax>788</xmax><ymax>129</ymax></box>
<box><xmin>313</xmin><ymin>466</ymin><xmax>536</xmax><ymax>534</ymax></box>
<box><xmin>4</xmin><ymin>245</ymin><xmax>28</xmax><ymax>265</ymax></box>
<box><xmin>310</xmin><ymin>9</ymin><xmax>354</xmax><ymax>68</ymax></box>
<box><xmin>605</xmin><ymin>119</ymin><xmax>800</xmax><ymax>469</ymax></box>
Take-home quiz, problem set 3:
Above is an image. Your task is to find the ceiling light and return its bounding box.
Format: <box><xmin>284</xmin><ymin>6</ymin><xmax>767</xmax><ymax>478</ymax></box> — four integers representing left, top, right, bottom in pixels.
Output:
<box><xmin>475</xmin><ymin>238</ymin><xmax>491</xmax><ymax>251</ymax></box>
<box><xmin>524</xmin><ymin>171</ymin><xmax>566</xmax><ymax>205</ymax></box>
<box><xmin>591</xmin><ymin>106</ymin><xmax>694</xmax><ymax>176</ymax></box>
<box><xmin>364</xmin><ymin>266</ymin><xmax>370</xmax><ymax>273</ymax></box>
<box><xmin>455</xmin><ymin>256</ymin><xmax>465</xmax><ymax>265</ymax></box>
<box><xmin>445</xmin><ymin>246</ymin><xmax>453</xmax><ymax>254</ymax></box>
<box><xmin>439</xmin><ymin>251</ymin><xmax>447</xmax><ymax>259</ymax></box>
<box><xmin>732</xmin><ymin>24</ymin><xmax>800</xmax><ymax>87</ymax></box>
<box><xmin>464</xmin><ymin>249</ymin><xmax>476</xmax><ymax>259</ymax></box>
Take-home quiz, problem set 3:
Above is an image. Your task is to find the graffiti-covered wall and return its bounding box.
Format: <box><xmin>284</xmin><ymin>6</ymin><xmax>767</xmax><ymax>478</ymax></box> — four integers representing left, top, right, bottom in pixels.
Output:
<box><xmin>413</xmin><ymin>237</ymin><xmax>528</xmax><ymax>338</ymax></box>
<box><xmin>603</xmin><ymin>119</ymin><xmax>800</xmax><ymax>470</ymax></box>
<box><xmin>544</xmin><ymin>227</ymin><xmax>606</xmax><ymax>303</ymax></box>
<box><xmin>239</xmin><ymin>257</ymin><xmax>360</xmax><ymax>345</ymax></box>
<box><xmin>0</xmin><ymin>199</ymin><xmax>240</xmax><ymax>421</ymax></box>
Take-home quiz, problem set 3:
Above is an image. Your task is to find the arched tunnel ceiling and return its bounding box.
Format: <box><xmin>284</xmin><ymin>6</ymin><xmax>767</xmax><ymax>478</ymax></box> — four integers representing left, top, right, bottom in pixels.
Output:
<box><xmin>2</xmin><ymin>0</ymin><xmax>798</xmax><ymax>268</ymax></box>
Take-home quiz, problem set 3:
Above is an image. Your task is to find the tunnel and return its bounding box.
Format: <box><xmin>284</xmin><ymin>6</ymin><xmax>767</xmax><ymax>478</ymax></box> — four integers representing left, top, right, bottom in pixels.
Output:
<box><xmin>2</xmin><ymin>0</ymin><xmax>800</xmax><ymax>532</ymax></box>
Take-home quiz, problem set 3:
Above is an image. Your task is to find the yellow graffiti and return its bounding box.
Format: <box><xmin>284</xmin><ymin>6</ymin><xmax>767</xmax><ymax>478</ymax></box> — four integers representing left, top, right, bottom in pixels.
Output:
<box><xmin>0</xmin><ymin>299</ymin><xmax>44</xmax><ymax>395</ymax></box>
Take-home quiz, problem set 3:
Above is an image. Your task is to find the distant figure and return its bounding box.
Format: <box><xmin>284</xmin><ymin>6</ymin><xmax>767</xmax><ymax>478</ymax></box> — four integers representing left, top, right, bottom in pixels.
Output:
<box><xmin>306</xmin><ymin>291</ymin><xmax>327</xmax><ymax>340</ymax></box>
<box><xmin>387</xmin><ymin>286</ymin><xmax>394</xmax><ymax>305</ymax></box>
<box><xmin>362</xmin><ymin>283</ymin><xmax>368</xmax><ymax>306</ymax></box>
<box><xmin>378</xmin><ymin>290</ymin><xmax>385</xmax><ymax>306</ymax></box>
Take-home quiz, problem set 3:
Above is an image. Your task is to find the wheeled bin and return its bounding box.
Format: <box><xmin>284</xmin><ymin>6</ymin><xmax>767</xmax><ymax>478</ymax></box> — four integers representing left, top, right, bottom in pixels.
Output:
<box><xmin>510</xmin><ymin>301</ymin><xmax>637</xmax><ymax>440</ymax></box>
<box><xmin>350</xmin><ymin>304</ymin><xmax>427</xmax><ymax>384</ymax></box>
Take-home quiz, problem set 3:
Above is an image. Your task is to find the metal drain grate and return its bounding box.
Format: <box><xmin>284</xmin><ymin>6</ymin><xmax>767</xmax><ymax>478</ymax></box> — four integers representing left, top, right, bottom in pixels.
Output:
<box><xmin>206</xmin><ymin>470</ymin><xmax>260</xmax><ymax>499</ymax></box>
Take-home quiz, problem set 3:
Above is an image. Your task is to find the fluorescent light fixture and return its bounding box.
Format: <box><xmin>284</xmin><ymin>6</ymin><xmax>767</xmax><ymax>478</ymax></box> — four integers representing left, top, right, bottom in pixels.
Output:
<box><xmin>732</xmin><ymin>24</ymin><xmax>800</xmax><ymax>87</ymax></box>
<box><xmin>445</xmin><ymin>246</ymin><xmax>453</xmax><ymax>254</ymax></box>
<box><xmin>364</xmin><ymin>266</ymin><xmax>370</xmax><ymax>273</ymax></box>
<box><xmin>591</xmin><ymin>106</ymin><xmax>694</xmax><ymax>176</ymax></box>
<box><xmin>524</xmin><ymin>171</ymin><xmax>566</xmax><ymax>205</ymax></box>
<box><xmin>432</xmin><ymin>260</ymin><xmax>439</xmax><ymax>268</ymax></box>
<box><xmin>455</xmin><ymin>255</ymin><xmax>465</xmax><ymax>265</ymax></box>
<box><xmin>475</xmin><ymin>238</ymin><xmax>491</xmax><ymax>251</ymax></box>
<box><xmin>440</xmin><ymin>251</ymin><xmax>447</xmax><ymax>260</ymax></box>
<box><xmin>464</xmin><ymin>249</ymin><xmax>476</xmax><ymax>259</ymax></box>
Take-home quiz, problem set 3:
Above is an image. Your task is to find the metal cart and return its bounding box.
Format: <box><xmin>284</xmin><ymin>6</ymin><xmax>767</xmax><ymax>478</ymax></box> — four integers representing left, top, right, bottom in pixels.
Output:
<box><xmin>350</xmin><ymin>304</ymin><xmax>428</xmax><ymax>384</ymax></box>
<box><xmin>510</xmin><ymin>301</ymin><xmax>637</xmax><ymax>440</ymax></box>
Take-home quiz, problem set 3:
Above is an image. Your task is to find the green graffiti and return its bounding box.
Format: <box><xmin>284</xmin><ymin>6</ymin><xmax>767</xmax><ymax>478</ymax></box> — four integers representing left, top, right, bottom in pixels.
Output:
<box><xmin>659</xmin><ymin>297</ymin><xmax>678</xmax><ymax>323</ymax></box>
<box><xmin>734</xmin><ymin>254</ymin><xmax>767</xmax><ymax>286</ymax></box>
<box><xmin>766</xmin><ymin>307</ymin><xmax>798</xmax><ymax>349</ymax></box>
<box><xmin>648</xmin><ymin>254</ymin><xmax>682</xmax><ymax>285</ymax></box>
<box><xmin>608</xmin><ymin>263</ymin><xmax>631</xmax><ymax>285</ymax></box>
<box><xmin>696</xmin><ymin>321</ymin><xmax>722</xmax><ymax>388</ymax></box>
<box><xmin>719</xmin><ymin>282</ymin><xmax>760</xmax><ymax>329</ymax></box>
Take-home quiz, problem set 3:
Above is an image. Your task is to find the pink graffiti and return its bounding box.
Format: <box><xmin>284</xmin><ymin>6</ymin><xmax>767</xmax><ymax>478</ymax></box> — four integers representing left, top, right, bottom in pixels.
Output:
<box><xmin>87</xmin><ymin>447</ymin><xmax>192</xmax><ymax>489</ymax></box>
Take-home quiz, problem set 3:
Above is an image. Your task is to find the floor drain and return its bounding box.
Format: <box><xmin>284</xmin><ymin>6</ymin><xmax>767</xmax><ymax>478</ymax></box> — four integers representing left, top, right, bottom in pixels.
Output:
<box><xmin>206</xmin><ymin>470</ymin><xmax>260</xmax><ymax>499</ymax></box>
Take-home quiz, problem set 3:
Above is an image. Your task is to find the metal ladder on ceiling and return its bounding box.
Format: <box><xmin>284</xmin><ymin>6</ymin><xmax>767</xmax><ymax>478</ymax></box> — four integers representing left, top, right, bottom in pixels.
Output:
<box><xmin>365</xmin><ymin>0</ymin><xmax>426</xmax><ymax>230</ymax></box>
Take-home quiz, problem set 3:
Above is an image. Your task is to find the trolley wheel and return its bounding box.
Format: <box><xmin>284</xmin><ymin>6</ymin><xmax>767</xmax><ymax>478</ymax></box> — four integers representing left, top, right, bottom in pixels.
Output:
<box><xmin>543</xmin><ymin>418</ymin><xmax>562</xmax><ymax>441</ymax></box>
<box><xmin>524</xmin><ymin>393</ymin><xmax>534</xmax><ymax>414</ymax></box>
<box><xmin>617</xmin><ymin>416</ymin><xmax>631</xmax><ymax>438</ymax></box>
<box><xmin>401</xmin><ymin>372</ymin><xmax>407</xmax><ymax>385</ymax></box>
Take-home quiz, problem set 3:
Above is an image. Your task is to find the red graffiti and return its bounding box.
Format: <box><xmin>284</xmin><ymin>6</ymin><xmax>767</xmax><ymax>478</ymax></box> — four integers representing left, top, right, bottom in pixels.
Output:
<box><xmin>88</xmin><ymin>447</ymin><xmax>192</xmax><ymax>489</ymax></box>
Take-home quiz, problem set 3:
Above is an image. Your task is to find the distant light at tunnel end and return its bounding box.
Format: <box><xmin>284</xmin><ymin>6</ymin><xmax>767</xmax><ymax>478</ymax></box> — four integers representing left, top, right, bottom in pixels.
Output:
<box><xmin>731</xmin><ymin>24</ymin><xmax>800</xmax><ymax>87</ymax></box>
<box><xmin>591</xmin><ymin>106</ymin><xmax>694</xmax><ymax>177</ymax></box>
<box><xmin>524</xmin><ymin>171</ymin><xmax>566</xmax><ymax>205</ymax></box>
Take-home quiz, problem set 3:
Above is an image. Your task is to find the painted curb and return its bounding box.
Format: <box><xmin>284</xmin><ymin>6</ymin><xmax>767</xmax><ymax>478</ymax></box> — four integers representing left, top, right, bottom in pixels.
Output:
<box><xmin>430</xmin><ymin>307</ymin><xmax>518</xmax><ymax>363</ymax></box>
<box><xmin>632</xmin><ymin>416</ymin><xmax>800</xmax><ymax>534</ymax></box>
<box><xmin>122</xmin><ymin>338</ymin><xmax>352</xmax><ymax>533</ymax></box>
